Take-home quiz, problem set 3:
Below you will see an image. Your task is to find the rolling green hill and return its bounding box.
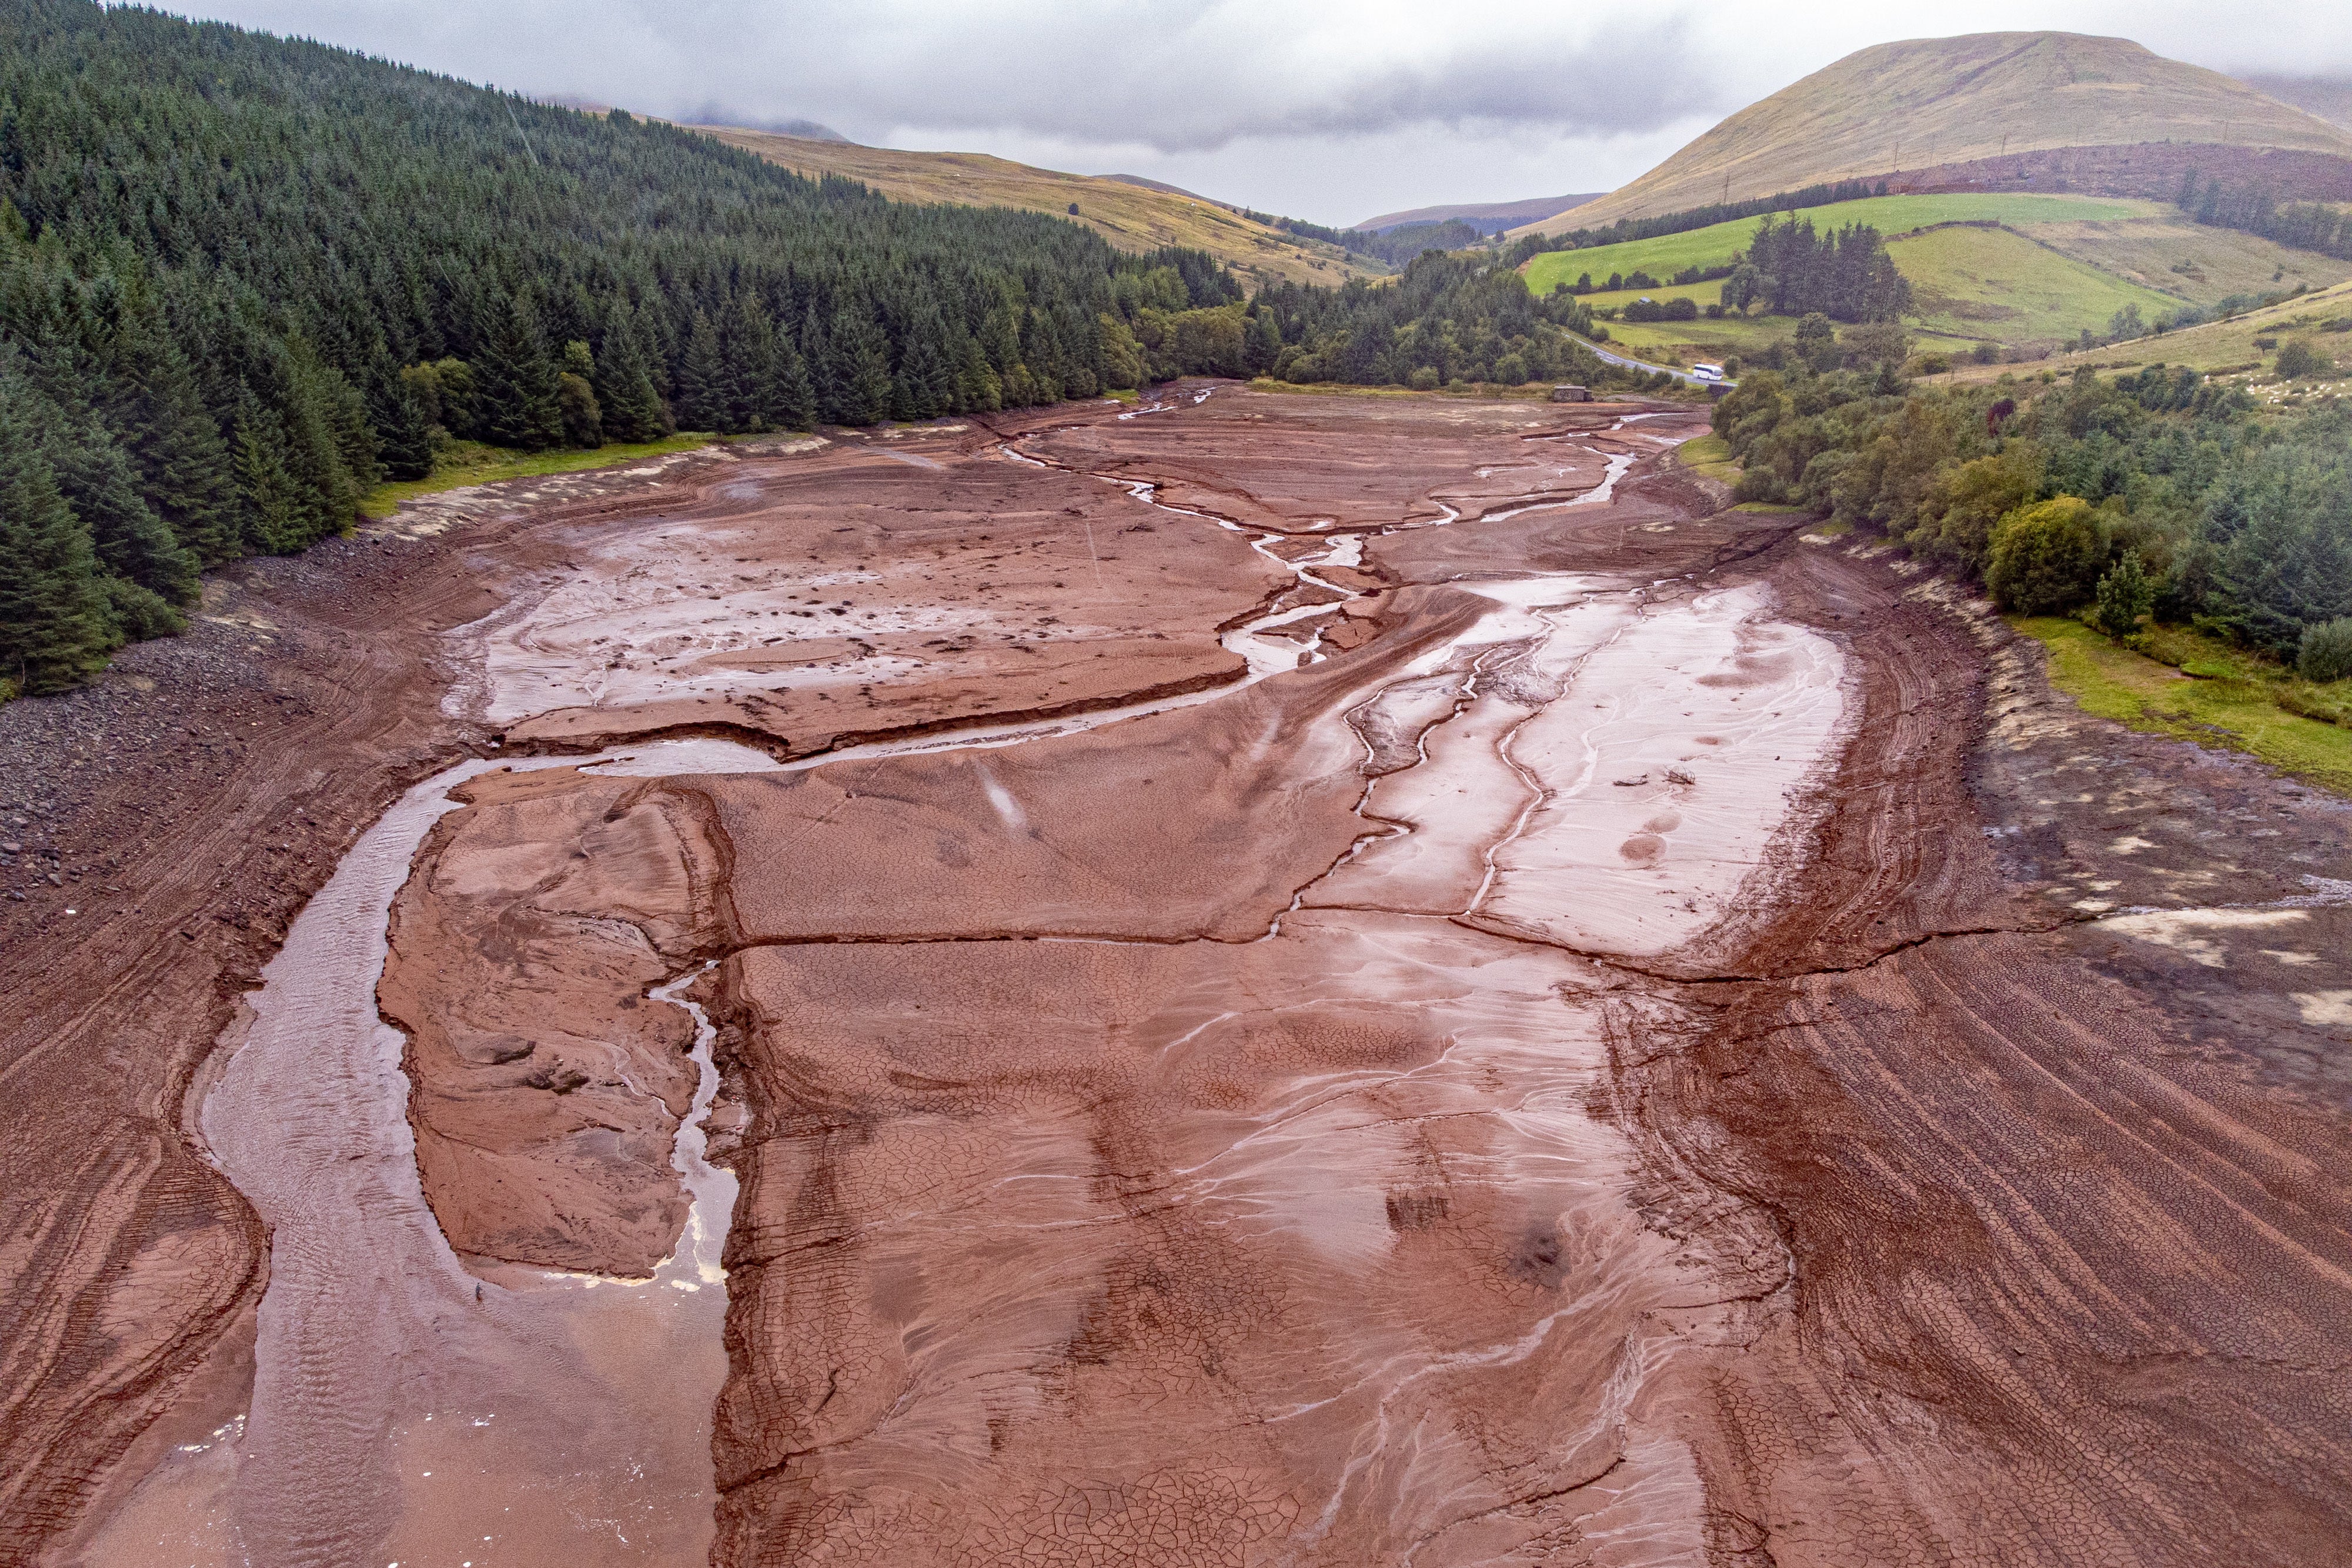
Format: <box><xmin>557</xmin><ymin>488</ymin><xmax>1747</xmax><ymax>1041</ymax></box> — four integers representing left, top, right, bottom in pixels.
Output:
<box><xmin>1522</xmin><ymin>193</ymin><xmax>2160</xmax><ymax>293</ymax></box>
<box><xmin>1521</xmin><ymin>188</ymin><xmax>2352</xmax><ymax>363</ymax></box>
<box><xmin>1532</xmin><ymin>32</ymin><xmax>2352</xmax><ymax>235</ymax></box>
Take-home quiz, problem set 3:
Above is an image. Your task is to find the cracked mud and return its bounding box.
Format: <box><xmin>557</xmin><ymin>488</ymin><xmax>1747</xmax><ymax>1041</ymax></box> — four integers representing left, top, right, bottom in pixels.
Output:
<box><xmin>20</xmin><ymin>386</ymin><xmax>2352</xmax><ymax>1568</ymax></box>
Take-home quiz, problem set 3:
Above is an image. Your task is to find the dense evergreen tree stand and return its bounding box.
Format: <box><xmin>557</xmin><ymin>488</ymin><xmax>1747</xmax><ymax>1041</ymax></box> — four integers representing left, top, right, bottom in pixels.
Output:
<box><xmin>0</xmin><ymin>0</ymin><xmax>1244</xmax><ymax>692</ymax></box>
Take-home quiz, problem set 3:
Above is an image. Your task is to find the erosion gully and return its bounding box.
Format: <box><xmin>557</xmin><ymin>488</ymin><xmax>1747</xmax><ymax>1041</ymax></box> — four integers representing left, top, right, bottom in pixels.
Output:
<box><xmin>77</xmin><ymin>394</ymin><xmax>1847</xmax><ymax>1566</ymax></box>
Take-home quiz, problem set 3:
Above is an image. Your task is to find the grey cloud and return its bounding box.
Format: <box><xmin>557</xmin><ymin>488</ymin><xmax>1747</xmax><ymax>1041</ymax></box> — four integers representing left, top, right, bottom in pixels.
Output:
<box><xmin>173</xmin><ymin>0</ymin><xmax>2352</xmax><ymax>225</ymax></box>
<box><xmin>199</xmin><ymin>1</ymin><xmax>1733</xmax><ymax>153</ymax></box>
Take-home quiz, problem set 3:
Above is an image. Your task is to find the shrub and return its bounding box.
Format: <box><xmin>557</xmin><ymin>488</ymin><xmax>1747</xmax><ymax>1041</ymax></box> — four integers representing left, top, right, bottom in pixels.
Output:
<box><xmin>2300</xmin><ymin>617</ymin><xmax>2352</xmax><ymax>683</ymax></box>
<box><xmin>1844</xmin><ymin>320</ymin><xmax>1910</xmax><ymax>367</ymax></box>
<box><xmin>102</xmin><ymin>577</ymin><xmax>186</xmax><ymax>641</ymax></box>
<box><xmin>1986</xmin><ymin>496</ymin><xmax>2105</xmax><ymax>614</ymax></box>
<box><xmin>2275</xmin><ymin>338</ymin><xmax>2333</xmax><ymax>380</ymax></box>
<box><xmin>1972</xmin><ymin>340</ymin><xmax>2002</xmax><ymax>364</ymax></box>
<box><xmin>1407</xmin><ymin>366</ymin><xmax>1441</xmax><ymax>391</ymax></box>
<box><xmin>2093</xmin><ymin>551</ymin><xmax>2155</xmax><ymax>638</ymax></box>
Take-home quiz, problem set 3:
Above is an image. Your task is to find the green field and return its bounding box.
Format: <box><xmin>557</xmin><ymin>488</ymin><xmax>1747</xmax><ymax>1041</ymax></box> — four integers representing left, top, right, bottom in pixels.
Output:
<box><xmin>2023</xmin><ymin>215</ymin><xmax>2352</xmax><ymax>306</ymax></box>
<box><xmin>1522</xmin><ymin>193</ymin><xmax>2160</xmax><ymax>295</ymax></box>
<box><xmin>1930</xmin><ymin>275</ymin><xmax>2352</xmax><ymax>387</ymax></box>
<box><xmin>2018</xmin><ymin>616</ymin><xmax>2352</xmax><ymax>794</ymax></box>
<box><xmin>1542</xmin><ymin>195</ymin><xmax>2190</xmax><ymax>363</ymax></box>
<box><xmin>358</xmin><ymin>434</ymin><xmax>721</xmax><ymax>519</ymax></box>
<box><xmin>1895</xmin><ymin>225</ymin><xmax>2181</xmax><ymax>343</ymax></box>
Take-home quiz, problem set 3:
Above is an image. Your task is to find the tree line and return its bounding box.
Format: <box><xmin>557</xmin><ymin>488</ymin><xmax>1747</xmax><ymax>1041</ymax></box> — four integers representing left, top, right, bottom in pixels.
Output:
<box><xmin>1237</xmin><ymin>209</ymin><xmax>1486</xmax><ymax>266</ymax></box>
<box><xmin>2177</xmin><ymin>170</ymin><xmax>2352</xmax><ymax>261</ymax></box>
<box><xmin>0</xmin><ymin>1</ymin><xmax>1673</xmax><ymax>697</ymax></box>
<box><xmin>0</xmin><ymin>0</ymin><xmax>1250</xmax><ymax>694</ymax></box>
<box><xmin>1342</xmin><ymin>220</ymin><xmax>1486</xmax><ymax>267</ymax></box>
<box><xmin>1712</xmin><ymin>356</ymin><xmax>2350</xmax><ymax>666</ymax></box>
<box><xmin>1245</xmin><ymin>252</ymin><xmax>1622</xmax><ymax>390</ymax></box>
<box><xmin>1501</xmin><ymin>179</ymin><xmax>1893</xmax><ymax>267</ymax></box>
<box><xmin>1717</xmin><ymin>215</ymin><xmax>1912</xmax><ymax>322</ymax></box>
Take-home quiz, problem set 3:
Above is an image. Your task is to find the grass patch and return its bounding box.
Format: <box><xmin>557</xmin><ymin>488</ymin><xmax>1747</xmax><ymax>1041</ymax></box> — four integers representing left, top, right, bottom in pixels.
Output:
<box><xmin>2016</xmin><ymin>615</ymin><xmax>2352</xmax><ymax>793</ymax></box>
<box><xmin>358</xmin><ymin>434</ymin><xmax>719</xmax><ymax>519</ymax></box>
<box><xmin>1796</xmin><ymin>514</ymin><xmax>1850</xmax><ymax>532</ymax></box>
<box><xmin>1891</xmin><ymin>225</ymin><xmax>2180</xmax><ymax>345</ymax></box>
<box><xmin>2019</xmin><ymin>213</ymin><xmax>2352</xmax><ymax>308</ymax></box>
<box><xmin>1678</xmin><ymin>433</ymin><xmax>1740</xmax><ymax>483</ymax></box>
<box><xmin>1246</xmin><ymin>377</ymin><xmax>1625</xmax><ymax>402</ymax></box>
<box><xmin>1569</xmin><ymin>224</ymin><xmax>2177</xmax><ymax>355</ymax></box>
<box><xmin>1933</xmin><ymin>276</ymin><xmax>2352</xmax><ymax>385</ymax></box>
<box><xmin>1522</xmin><ymin>193</ymin><xmax>2157</xmax><ymax>297</ymax></box>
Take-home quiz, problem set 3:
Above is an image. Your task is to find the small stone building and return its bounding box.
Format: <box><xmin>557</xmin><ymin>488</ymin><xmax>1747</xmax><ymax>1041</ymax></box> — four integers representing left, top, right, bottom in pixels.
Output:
<box><xmin>1549</xmin><ymin>385</ymin><xmax>1591</xmax><ymax>403</ymax></box>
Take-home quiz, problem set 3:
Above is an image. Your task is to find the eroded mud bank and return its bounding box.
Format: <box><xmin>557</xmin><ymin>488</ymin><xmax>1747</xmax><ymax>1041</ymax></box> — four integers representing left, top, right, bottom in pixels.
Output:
<box><xmin>98</xmin><ymin>387</ymin><xmax>1855</xmax><ymax>1565</ymax></box>
<box><xmin>64</xmin><ymin>382</ymin><xmax>2352</xmax><ymax>1568</ymax></box>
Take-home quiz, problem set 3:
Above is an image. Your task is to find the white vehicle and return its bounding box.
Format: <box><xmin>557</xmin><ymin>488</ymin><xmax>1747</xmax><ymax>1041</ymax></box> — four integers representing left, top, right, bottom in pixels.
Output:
<box><xmin>1692</xmin><ymin>362</ymin><xmax>1726</xmax><ymax>382</ymax></box>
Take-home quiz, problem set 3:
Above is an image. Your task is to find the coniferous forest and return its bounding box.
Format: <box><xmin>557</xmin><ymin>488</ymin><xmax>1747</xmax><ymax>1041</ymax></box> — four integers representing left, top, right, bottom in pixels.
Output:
<box><xmin>0</xmin><ymin>0</ymin><xmax>1245</xmax><ymax>693</ymax></box>
<box><xmin>0</xmin><ymin>1</ymin><xmax>1651</xmax><ymax>697</ymax></box>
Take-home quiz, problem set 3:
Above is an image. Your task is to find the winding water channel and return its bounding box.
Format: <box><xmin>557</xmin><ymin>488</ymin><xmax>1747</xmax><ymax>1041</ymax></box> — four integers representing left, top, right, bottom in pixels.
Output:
<box><xmin>82</xmin><ymin>402</ymin><xmax>1852</xmax><ymax>1566</ymax></box>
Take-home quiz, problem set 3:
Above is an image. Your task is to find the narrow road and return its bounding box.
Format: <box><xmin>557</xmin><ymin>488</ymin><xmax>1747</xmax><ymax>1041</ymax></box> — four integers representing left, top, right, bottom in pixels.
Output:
<box><xmin>1570</xmin><ymin>328</ymin><xmax>1737</xmax><ymax>388</ymax></box>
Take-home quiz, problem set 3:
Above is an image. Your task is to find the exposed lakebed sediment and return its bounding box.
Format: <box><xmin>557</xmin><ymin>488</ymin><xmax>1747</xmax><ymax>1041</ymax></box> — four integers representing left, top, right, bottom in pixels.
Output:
<box><xmin>98</xmin><ymin>388</ymin><xmax>1840</xmax><ymax>1566</ymax></box>
<box><xmin>66</xmin><ymin>385</ymin><xmax>2352</xmax><ymax>1567</ymax></box>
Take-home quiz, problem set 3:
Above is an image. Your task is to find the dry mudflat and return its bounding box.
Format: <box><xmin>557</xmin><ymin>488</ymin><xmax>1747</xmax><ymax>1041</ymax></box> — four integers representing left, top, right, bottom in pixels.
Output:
<box><xmin>3</xmin><ymin>386</ymin><xmax>2350</xmax><ymax>1568</ymax></box>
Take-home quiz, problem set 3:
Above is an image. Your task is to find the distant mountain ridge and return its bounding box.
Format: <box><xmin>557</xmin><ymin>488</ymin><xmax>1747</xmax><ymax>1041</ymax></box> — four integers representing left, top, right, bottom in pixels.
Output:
<box><xmin>692</xmin><ymin>128</ymin><xmax>1386</xmax><ymax>286</ymax></box>
<box><xmin>2242</xmin><ymin>75</ymin><xmax>2352</xmax><ymax>133</ymax></box>
<box><xmin>1531</xmin><ymin>32</ymin><xmax>2352</xmax><ymax>236</ymax></box>
<box><xmin>1354</xmin><ymin>194</ymin><xmax>1603</xmax><ymax>235</ymax></box>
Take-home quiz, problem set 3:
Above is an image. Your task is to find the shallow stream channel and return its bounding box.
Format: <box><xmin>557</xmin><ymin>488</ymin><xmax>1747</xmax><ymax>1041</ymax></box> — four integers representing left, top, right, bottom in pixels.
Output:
<box><xmin>78</xmin><ymin>410</ymin><xmax>1850</xmax><ymax>1566</ymax></box>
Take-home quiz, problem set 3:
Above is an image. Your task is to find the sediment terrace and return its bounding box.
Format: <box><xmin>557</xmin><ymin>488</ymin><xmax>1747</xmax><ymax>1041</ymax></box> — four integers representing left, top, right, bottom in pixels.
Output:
<box><xmin>6</xmin><ymin>385</ymin><xmax>2351</xmax><ymax>1567</ymax></box>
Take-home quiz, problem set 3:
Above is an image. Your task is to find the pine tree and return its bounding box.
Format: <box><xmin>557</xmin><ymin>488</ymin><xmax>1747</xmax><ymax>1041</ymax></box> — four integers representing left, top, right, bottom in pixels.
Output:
<box><xmin>35</xmin><ymin>402</ymin><xmax>199</xmax><ymax>605</ymax></box>
<box><xmin>594</xmin><ymin>312</ymin><xmax>669</xmax><ymax>443</ymax></box>
<box><xmin>897</xmin><ymin>336</ymin><xmax>951</xmax><ymax>421</ymax></box>
<box><xmin>674</xmin><ymin>312</ymin><xmax>726</xmax><ymax>432</ymax></box>
<box><xmin>954</xmin><ymin>335</ymin><xmax>1001</xmax><ymax>412</ymax></box>
<box><xmin>275</xmin><ymin>349</ymin><xmax>360</xmax><ymax>544</ymax></box>
<box><xmin>823</xmin><ymin>313</ymin><xmax>892</xmax><ymax>426</ymax></box>
<box><xmin>376</xmin><ymin>375</ymin><xmax>435</xmax><ymax>480</ymax></box>
<box><xmin>475</xmin><ymin>295</ymin><xmax>563</xmax><ymax>450</ymax></box>
<box><xmin>100</xmin><ymin>283</ymin><xmax>242</xmax><ymax>566</ymax></box>
<box><xmin>557</xmin><ymin>340</ymin><xmax>603</xmax><ymax>447</ymax></box>
<box><xmin>232</xmin><ymin>394</ymin><xmax>306</xmax><ymax>554</ymax></box>
<box><xmin>770</xmin><ymin>332</ymin><xmax>817</xmax><ymax>432</ymax></box>
<box><xmin>0</xmin><ymin>382</ymin><xmax>116</xmax><ymax>695</ymax></box>
<box><xmin>803</xmin><ymin>316</ymin><xmax>844</xmax><ymax>424</ymax></box>
<box><xmin>721</xmin><ymin>296</ymin><xmax>774</xmax><ymax>431</ymax></box>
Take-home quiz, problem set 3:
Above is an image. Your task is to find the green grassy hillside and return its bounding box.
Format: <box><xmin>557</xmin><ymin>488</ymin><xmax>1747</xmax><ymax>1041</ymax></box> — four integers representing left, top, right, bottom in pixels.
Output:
<box><xmin>1535</xmin><ymin>32</ymin><xmax>2352</xmax><ymax>234</ymax></box>
<box><xmin>1929</xmin><ymin>275</ymin><xmax>2352</xmax><ymax>383</ymax></box>
<box><xmin>1895</xmin><ymin>225</ymin><xmax>2183</xmax><ymax>340</ymax></box>
<box><xmin>1521</xmin><ymin>188</ymin><xmax>2352</xmax><ymax>364</ymax></box>
<box><xmin>1522</xmin><ymin>192</ymin><xmax>2160</xmax><ymax>294</ymax></box>
<box><xmin>2024</xmin><ymin>213</ymin><xmax>2352</xmax><ymax>303</ymax></box>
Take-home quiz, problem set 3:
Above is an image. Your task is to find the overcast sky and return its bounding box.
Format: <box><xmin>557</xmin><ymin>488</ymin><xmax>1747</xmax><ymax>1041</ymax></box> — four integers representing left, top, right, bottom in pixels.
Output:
<box><xmin>175</xmin><ymin>1</ymin><xmax>2352</xmax><ymax>226</ymax></box>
